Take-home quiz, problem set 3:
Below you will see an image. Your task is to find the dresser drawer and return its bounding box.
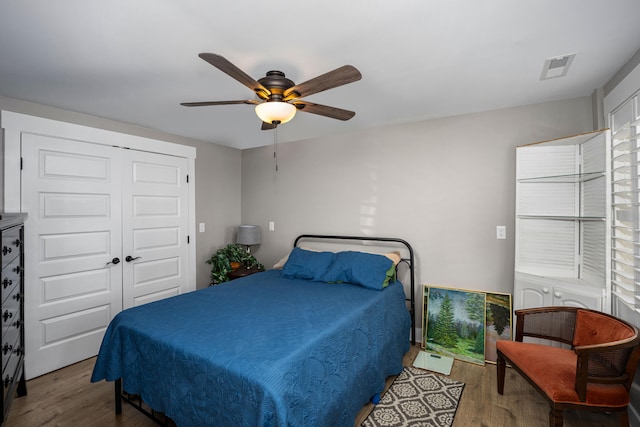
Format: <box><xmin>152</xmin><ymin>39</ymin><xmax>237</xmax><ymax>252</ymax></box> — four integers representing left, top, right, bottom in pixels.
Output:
<box><xmin>1</xmin><ymin>257</ymin><xmax>21</xmax><ymax>304</ymax></box>
<box><xmin>2</xmin><ymin>349</ymin><xmax>22</xmax><ymax>408</ymax></box>
<box><xmin>1</xmin><ymin>326</ymin><xmax>19</xmax><ymax>373</ymax></box>
<box><xmin>1</xmin><ymin>285</ymin><xmax>21</xmax><ymax>340</ymax></box>
<box><xmin>0</xmin><ymin>227</ymin><xmax>21</xmax><ymax>269</ymax></box>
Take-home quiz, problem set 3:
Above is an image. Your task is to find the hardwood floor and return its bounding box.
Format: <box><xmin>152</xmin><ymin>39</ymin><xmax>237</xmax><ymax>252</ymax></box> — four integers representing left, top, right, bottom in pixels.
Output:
<box><xmin>6</xmin><ymin>346</ymin><xmax>620</xmax><ymax>427</ymax></box>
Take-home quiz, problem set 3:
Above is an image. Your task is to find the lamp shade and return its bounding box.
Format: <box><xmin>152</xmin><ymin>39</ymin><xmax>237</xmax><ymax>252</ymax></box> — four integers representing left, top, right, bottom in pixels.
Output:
<box><xmin>236</xmin><ymin>225</ymin><xmax>261</xmax><ymax>246</ymax></box>
<box><xmin>255</xmin><ymin>101</ymin><xmax>296</xmax><ymax>124</ymax></box>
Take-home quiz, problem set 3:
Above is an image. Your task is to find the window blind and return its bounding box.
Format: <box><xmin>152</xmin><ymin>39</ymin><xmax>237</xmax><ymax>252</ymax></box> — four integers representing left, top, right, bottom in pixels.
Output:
<box><xmin>610</xmin><ymin>94</ymin><xmax>640</xmax><ymax>318</ymax></box>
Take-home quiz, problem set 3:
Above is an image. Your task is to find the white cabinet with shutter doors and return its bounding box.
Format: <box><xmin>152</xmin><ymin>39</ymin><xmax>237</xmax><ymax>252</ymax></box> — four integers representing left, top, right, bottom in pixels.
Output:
<box><xmin>514</xmin><ymin>129</ymin><xmax>611</xmax><ymax>312</ymax></box>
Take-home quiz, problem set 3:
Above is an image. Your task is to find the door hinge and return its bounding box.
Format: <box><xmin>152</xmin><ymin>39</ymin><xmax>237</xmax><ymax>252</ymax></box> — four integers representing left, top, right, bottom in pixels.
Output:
<box><xmin>187</xmin><ymin>235</ymin><xmax>190</xmax><ymax>244</ymax></box>
<box><xmin>186</xmin><ymin>174</ymin><xmax>189</xmax><ymax>183</ymax></box>
<box><xmin>20</xmin><ymin>157</ymin><xmax>23</xmax><ymax>170</ymax></box>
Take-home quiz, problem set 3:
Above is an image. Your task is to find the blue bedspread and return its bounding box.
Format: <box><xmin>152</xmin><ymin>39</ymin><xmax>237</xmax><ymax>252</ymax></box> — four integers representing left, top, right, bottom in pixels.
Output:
<box><xmin>91</xmin><ymin>270</ymin><xmax>410</xmax><ymax>426</ymax></box>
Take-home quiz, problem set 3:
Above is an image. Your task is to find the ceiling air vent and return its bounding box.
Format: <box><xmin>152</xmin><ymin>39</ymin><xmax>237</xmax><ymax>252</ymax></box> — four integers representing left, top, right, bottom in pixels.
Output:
<box><xmin>540</xmin><ymin>53</ymin><xmax>576</xmax><ymax>80</ymax></box>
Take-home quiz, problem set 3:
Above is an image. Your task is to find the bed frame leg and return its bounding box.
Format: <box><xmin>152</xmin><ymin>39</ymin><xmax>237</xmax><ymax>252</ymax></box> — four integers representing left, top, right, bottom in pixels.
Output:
<box><xmin>115</xmin><ymin>379</ymin><xmax>122</xmax><ymax>414</ymax></box>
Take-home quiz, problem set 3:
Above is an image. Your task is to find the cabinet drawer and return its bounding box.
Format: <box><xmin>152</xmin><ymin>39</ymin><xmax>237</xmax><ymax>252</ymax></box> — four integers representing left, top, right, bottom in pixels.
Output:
<box><xmin>1</xmin><ymin>284</ymin><xmax>21</xmax><ymax>339</ymax></box>
<box><xmin>1</xmin><ymin>226</ymin><xmax>21</xmax><ymax>269</ymax></box>
<box><xmin>2</xmin><ymin>350</ymin><xmax>22</xmax><ymax>408</ymax></box>
<box><xmin>1</xmin><ymin>257</ymin><xmax>21</xmax><ymax>304</ymax></box>
<box><xmin>1</xmin><ymin>325</ymin><xmax>20</xmax><ymax>372</ymax></box>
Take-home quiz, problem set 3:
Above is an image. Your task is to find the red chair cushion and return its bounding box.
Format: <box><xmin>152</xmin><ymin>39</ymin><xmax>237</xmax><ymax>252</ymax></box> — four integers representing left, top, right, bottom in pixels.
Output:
<box><xmin>573</xmin><ymin>309</ymin><xmax>635</xmax><ymax>347</ymax></box>
<box><xmin>497</xmin><ymin>340</ymin><xmax>629</xmax><ymax>407</ymax></box>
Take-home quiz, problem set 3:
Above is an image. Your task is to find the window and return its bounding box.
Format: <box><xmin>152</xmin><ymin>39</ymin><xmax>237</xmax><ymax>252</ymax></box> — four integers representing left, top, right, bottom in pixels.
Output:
<box><xmin>610</xmin><ymin>93</ymin><xmax>640</xmax><ymax>326</ymax></box>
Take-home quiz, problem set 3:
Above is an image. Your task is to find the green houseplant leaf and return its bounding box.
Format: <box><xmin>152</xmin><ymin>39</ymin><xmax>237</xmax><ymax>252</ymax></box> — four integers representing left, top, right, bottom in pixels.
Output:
<box><xmin>206</xmin><ymin>243</ymin><xmax>264</xmax><ymax>285</ymax></box>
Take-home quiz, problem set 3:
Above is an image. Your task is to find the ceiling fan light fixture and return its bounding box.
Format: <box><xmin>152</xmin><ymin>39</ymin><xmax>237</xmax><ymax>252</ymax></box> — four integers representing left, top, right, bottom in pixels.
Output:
<box><xmin>255</xmin><ymin>101</ymin><xmax>296</xmax><ymax>124</ymax></box>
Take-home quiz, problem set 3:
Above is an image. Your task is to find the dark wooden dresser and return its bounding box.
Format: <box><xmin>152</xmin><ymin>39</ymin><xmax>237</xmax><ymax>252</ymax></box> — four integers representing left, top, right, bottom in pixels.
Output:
<box><xmin>0</xmin><ymin>213</ymin><xmax>27</xmax><ymax>425</ymax></box>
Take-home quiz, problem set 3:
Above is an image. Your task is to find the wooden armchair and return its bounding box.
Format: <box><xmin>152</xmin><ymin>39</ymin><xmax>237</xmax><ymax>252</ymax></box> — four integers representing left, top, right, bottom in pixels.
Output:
<box><xmin>496</xmin><ymin>307</ymin><xmax>640</xmax><ymax>427</ymax></box>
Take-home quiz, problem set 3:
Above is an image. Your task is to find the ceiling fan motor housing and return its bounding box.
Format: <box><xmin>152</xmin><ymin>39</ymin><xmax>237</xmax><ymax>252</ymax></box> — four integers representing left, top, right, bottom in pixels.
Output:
<box><xmin>258</xmin><ymin>71</ymin><xmax>296</xmax><ymax>101</ymax></box>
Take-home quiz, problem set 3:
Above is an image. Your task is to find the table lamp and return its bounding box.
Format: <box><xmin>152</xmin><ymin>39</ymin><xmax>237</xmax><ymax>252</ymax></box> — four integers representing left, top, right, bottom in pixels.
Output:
<box><xmin>236</xmin><ymin>225</ymin><xmax>261</xmax><ymax>254</ymax></box>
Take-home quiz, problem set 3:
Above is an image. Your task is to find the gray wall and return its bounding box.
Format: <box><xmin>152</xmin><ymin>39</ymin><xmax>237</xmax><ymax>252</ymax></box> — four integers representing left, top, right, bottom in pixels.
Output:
<box><xmin>242</xmin><ymin>97</ymin><xmax>593</xmax><ymax>299</ymax></box>
<box><xmin>0</xmin><ymin>95</ymin><xmax>242</xmax><ymax>289</ymax></box>
<box><xmin>0</xmin><ymin>95</ymin><xmax>594</xmax><ymax>296</ymax></box>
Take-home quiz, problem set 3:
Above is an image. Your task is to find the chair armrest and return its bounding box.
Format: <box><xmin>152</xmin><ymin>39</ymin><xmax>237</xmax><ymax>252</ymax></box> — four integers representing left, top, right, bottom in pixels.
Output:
<box><xmin>573</xmin><ymin>335</ymin><xmax>640</xmax><ymax>401</ymax></box>
<box><xmin>514</xmin><ymin>307</ymin><xmax>577</xmax><ymax>344</ymax></box>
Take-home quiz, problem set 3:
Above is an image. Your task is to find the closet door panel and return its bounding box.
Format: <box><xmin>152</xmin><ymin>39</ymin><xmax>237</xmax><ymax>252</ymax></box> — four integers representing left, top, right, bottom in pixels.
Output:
<box><xmin>121</xmin><ymin>151</ymin><xmax>189</xmax><ymax>308</ymax></box>
<box><xmin>21</xmin><ymin>134</ymin><xmax>123</xmax><ymax>379</ymax></box>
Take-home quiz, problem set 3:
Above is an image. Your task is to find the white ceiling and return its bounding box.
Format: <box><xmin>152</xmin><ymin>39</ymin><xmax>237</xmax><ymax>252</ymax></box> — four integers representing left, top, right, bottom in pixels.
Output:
<box><xmin>2</xmin><ymin>1</ymin><xmax>640</xmax><ymax>150</ymax></box>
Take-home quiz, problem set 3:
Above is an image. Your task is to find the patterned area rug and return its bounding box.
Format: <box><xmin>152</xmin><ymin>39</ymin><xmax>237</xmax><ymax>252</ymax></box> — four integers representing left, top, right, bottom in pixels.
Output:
<box><xmin>361</xmin><ymin>366</ymin><xmax>464</xmax><ymax>427</ymax></box>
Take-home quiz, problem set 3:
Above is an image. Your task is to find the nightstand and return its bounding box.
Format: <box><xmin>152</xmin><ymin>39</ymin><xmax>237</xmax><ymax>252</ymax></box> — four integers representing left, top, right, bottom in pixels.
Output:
<box><xmin>227</xmin><ymin>265</ymin><xmax>264</xmax><ymax>280</ymax></box>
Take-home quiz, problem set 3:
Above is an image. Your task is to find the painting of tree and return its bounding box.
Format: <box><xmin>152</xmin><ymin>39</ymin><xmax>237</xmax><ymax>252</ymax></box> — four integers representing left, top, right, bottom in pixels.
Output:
<box><xmin>484</xmin><ymin>292</ymin><xmax>512</xmax><ymax>363</ymax></box>
<box><xmin>432</xmin><ymin>293</ymin><xmax>457</xmax><ymax>347</ymax></box>
<box><xmin>424</xmin><ymin>286</ymin><xmax>486</xmax><ymax>365</ymax></box>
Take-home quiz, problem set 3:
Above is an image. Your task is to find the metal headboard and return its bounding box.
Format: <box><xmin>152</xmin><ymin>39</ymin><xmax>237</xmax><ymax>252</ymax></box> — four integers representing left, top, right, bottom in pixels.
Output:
<box><xmin>293</xmin><ymin>234</ymin><xmax>416</xmax><ymax>345</ymax></box>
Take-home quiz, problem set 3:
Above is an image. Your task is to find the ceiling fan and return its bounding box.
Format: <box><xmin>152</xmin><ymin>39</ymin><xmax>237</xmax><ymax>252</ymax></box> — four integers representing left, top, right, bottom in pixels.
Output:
<box><xmin>181</xmin><ymin>53</ymin><xmax>362</xmax><ymax>130</ymax></box>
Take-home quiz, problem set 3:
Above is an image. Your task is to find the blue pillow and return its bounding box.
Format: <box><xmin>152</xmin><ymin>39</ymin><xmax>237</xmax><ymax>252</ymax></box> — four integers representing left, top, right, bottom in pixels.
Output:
<box><xmin>281</xmin><ymin>247</ymin><xmax>335</xmax><ymax>281</ymax></box>
<box><xmin>321</xmin><ymin>251</ymin><xmax>394</xmax><ymax>291</ymax></box>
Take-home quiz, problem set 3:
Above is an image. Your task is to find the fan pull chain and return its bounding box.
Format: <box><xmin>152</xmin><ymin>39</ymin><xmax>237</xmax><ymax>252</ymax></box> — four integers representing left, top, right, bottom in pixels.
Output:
<box><xmin>273</xmin><ymin>125</ymin><xmax>278</xmax><ymax>172</ymax></box>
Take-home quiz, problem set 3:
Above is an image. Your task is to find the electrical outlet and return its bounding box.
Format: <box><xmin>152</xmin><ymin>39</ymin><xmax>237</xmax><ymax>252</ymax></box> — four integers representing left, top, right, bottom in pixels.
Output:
<box><xmin>496</xmin><ymin>226</ymin><xmax>506</xmax><ymax>240</ymax></box>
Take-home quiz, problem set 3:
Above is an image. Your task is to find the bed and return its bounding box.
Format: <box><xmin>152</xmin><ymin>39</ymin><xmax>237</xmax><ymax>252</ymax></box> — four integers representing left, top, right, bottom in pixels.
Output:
<box><xmin>91</xmin><ymin>235</ymin><xmax>415</xmax><ymax>426</ymax></box>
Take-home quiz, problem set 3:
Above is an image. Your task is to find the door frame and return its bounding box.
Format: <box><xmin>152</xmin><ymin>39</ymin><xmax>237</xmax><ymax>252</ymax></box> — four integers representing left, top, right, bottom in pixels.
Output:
<box><xmin>1</xmin><ymin>110</ymin><xmax>197</xmax><ymax>292</ymax></box>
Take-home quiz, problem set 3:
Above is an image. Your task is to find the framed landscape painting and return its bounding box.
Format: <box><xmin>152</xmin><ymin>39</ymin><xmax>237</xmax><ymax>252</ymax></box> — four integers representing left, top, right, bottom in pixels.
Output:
<box><xmin>484</xmin><ymin>292</ymin><xmax>512</xmax><ymax>364</ymax></box>
<box><xmin>423</xmin><ymin>285</ymin><xmax>486</xmax><ymax>365</ymax></box>
<box><xmin>421</xmin><ymin>285</ymin><xmax>429</xmax><ymax>346</ymax></box>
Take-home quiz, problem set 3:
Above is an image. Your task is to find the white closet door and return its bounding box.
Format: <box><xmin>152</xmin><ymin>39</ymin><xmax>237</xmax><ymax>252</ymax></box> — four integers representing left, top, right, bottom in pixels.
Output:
<box><xmin>21</xmin><ymin>137</ymin><xmax>192</xmax><ymax>379</ymax></box>
<box><xmin>21</xmin><ymin>134</ymin><xmax>124</xmax><ymax>379</ymax></box>
<box><xmin>121</xmin><ymin>151</ymin><xmax>190</xmax><ymax>308</ymax></box>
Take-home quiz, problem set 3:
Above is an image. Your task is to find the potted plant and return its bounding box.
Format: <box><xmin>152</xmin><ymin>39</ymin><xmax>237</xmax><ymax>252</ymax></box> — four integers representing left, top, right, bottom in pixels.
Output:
<box><xmin>206</xmin><ymin>243</ymin><xmax>264</xmax><ymax>285</ymax></box>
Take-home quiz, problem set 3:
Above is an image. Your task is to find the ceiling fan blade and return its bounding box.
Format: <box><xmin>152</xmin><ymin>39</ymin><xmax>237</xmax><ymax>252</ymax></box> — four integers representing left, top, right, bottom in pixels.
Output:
<box><xmin>199</xmin><ymin>53</ymin><xmax>270</xmax><ymax>99</ymax></box>
<box><xmin>180</xmin><ymin>100</ymin><xmax>259</xmax><ymax>107</ymax></box>
<box><xmin>261</xmin><ymin>122</ymin><xmax>277</xmax><ymax>131</ymax></box>
<box><xmin>283</xmin><ymin>65</ymin><xmax>361</xmax><ymax>101</ymax></box>
<box><xmin>293</xmin><ymin>101</ymin><xmax>356</xmax><ymax>121</ymax></box>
